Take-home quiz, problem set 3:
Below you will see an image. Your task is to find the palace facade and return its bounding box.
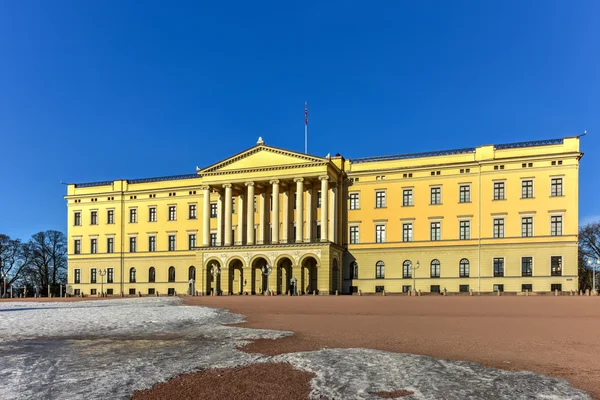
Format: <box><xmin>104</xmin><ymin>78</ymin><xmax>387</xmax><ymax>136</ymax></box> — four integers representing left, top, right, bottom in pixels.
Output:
<box><xmin>65</xmin><ymin>136</ymin><xmax>581</xmax><ymax>296</ymax></box>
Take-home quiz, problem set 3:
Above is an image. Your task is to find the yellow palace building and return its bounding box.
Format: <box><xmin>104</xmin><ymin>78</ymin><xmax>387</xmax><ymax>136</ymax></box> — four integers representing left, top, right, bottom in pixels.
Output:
<box><xmin>65</xmin><ymin>135</ymin><xmax>582</xmax><ymax>296</ymax></box>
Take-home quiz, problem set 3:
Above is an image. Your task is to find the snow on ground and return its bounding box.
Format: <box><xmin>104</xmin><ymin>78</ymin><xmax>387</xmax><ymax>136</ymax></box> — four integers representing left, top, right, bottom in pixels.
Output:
<box><xmin>0</xmin><ymin>298</ymin><xmax>591</xmax><ymax>400</ymax></box>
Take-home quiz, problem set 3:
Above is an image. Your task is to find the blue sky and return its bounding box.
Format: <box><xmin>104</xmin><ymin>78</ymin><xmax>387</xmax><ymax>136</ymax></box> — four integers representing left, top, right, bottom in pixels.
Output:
<box><xmin>0</xmin><ymin>1</ymin><xmax>598</xmax><ymax>240</ymax></box>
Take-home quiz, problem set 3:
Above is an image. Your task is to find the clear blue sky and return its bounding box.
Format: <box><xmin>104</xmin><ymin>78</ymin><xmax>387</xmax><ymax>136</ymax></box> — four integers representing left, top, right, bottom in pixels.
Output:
<box><xmin>1</xmin><ymin>1</ymin><xmax>598</xmax><ymax>240</ymax></box>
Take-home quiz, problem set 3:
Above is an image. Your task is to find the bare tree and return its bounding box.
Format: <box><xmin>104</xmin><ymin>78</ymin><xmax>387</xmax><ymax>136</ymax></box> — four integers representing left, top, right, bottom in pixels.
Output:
<box><xmin>21</xmin><ymin>230</ymin><xmax>67</xmax><ymax>295</ymax></box>
<box><xmin>579</xmin><ymin>223</ymin><xmax>600</xmax><ymax>291</ymax></box>
<box><xmin>0</xmin><ymin>234</ymin><xmax>33</xmax><ymax>297</ymax></box>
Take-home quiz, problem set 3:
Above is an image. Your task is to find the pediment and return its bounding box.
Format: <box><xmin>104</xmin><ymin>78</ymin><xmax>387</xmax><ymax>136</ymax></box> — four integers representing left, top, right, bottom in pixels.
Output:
<box><xmin>200</xmin><ymin>145</ymin><xmax>327</xmax><ymax>175</ymax></box>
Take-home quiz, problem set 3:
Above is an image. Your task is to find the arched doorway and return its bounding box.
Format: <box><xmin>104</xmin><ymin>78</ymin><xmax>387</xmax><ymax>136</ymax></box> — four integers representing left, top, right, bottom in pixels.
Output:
<box><xmin>251</xmin><ymin>257</ymin><xmax>271</xmax><ymax>294</ymax></box>
<box><xmin>228</xmin><ymin>258</ymin><xmax>244</xmax><ymax>295</ymax></box>
<box><xmin>301</xmin><ymin>256</ymin><xmax>319</xmax><ymax>295</ymax></box>
<box><xmin>207</xmin><ymin>260</ymin><xmax>222</xmax><ymax>295</ymax></box>
<box><xmin>276</xmin><ymin>257</ymin><xmax>293</xmax><ymax>295</ymax></box>
<box><xmin>332</xmin><ymin>258</ymin><xmax>339</xmax><ymax>294</ymax></box>
<box><xmin>188</xmin><ymin>266</ymin><xmax>196</xmax><ymax>295</ymax></box>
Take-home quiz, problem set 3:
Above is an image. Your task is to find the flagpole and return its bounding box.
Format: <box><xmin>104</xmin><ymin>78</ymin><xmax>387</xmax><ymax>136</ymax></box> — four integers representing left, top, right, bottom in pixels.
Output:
<box><xmin>304</xmin><ymin>102</ymin><xmax>308</xmax><ymax>154</ymax></box>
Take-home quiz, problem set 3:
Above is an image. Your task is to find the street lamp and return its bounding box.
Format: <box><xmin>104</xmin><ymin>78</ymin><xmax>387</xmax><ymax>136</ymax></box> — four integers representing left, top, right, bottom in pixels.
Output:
<box><xmin>261</xmin><ymin>264</ymin><xmax>272</xmax><ymax>293</ymax></box>
<box><xmin>413</xmin><ymin>261</ymin><xmax>420</xmax><ymax>293</ymax></box>
<box><xmin>210</xmin><ymin>263</ymin><xmax>221</xmax><ymax>295</ymax></box>
<box><xmin>98</xmin><ymin>269</ymin><xmax>106</xmax><ymax>297</ymax></box>
<box><xmin>587</xmin><ymin>258</ymin><xmax>600</xmax><ymax>294</ymax></box>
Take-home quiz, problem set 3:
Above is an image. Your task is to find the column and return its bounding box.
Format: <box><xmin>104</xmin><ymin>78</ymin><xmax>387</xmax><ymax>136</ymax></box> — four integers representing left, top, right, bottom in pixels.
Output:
<box><xmin>320</xmin><ymin>175</ymin><xmax>329</xmax><ymax>241</ymax></box>
<box><xmin>223</xmin><ymin>184</ymin><xmax>233</xmax><ymax>246</ymax></box>
<box><xmin>216</xmin><ymin>193</ymin><xmax>223</xmax><ymax>246</ymax></box>
<box><xmin>270</xmin><ymin>180</ymin><xmax>280</xmax><ymax>243</ymax></box>
<box><xmin>259</xmin><ymin>189</ymin><xmax>267</xmax><ymax>243</ymax></box>
<box><xmin>305</xmin><ymin>185</ymin><xmax>312</xmax><ymax>242</ymax></box>
<box><xmin>328</xmin><ymin>184</ymin><xmax>337</xmax><ymax>242</ymax></box>
<box><xmin>202</xmin><ymin>186</ymin><xmax>210</xmax><ymax>246</ymax></box>
<box><xmin>237</xmin><ymin>193</ymin><xmax>244</xmax><ymax>244</ymax></box>
<box><xmin>295</xmin><ymin>178</ymin><xmax>304</xmax><ymax>243</ymax></box>
<box><xmin>282</xmin><ymin>185</ymin><xmax>289</xmax><ymax>243</ymax></box>
<box><xmin>245</xmin><ymin>182</ymin><xmax>255</xmax><ymax>245</ymax></box>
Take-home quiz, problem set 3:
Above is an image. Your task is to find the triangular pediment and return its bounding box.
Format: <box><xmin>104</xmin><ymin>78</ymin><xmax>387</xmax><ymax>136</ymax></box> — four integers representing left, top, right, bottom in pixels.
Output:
<box><xmin>200</xmin><ymin>144</ymin><xmax>327</xmax><ymax>174</ymax></box>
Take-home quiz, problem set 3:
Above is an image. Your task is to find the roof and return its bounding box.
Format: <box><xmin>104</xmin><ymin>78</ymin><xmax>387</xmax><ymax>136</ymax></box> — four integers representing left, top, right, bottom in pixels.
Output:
<box><xmin>74</xmin><ymin>173</ymin><xmax>200</xmax><ymax>188</ymax></box>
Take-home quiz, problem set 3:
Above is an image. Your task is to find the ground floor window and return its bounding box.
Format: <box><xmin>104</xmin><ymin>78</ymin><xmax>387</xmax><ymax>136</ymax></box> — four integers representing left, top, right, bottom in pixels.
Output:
<box><xmin>521</xmin><ymin>284</ymin><xmax>532</xmax><ymax>292</ymax></box>
<box><xmin>74</xmin><ymin>289</ymin><xmax>80</xmax><ymax>296</ymax></box>
<box><xmin>493</xmin><ymin>284</ymin><xmax>504</xmax><ymax>292</ymax></box>
<box><xmin>90</xmin><ymin>289</ymin><xmax>97</xmax><ymax>295</ymax></box>
<box><xmin>402</xmin><ymin>285</ymin><xmax>412</xmax><ymax>293</ymax></box>
<box><xmin>350</xmin><ymin>286</ymin><xmax>358</xmax><ymax>293</ymax></box>
<box><xmin>148</xmin><ymin>288</ymin><xmax>155</xmax><ymax>295</ymax></box>
<box><xmin>106</xmin><ymin>289</ymin><xmax>113</xmax><ymax>295</ymax></box>
<box><xmin>430</xmin><ymin>285</ymin><xmax>440</xmax><ymax>293</ymax></box>
<box><xmin>129</xmin><ymin>288</ymin><xmax>136</xmax><ymax>295</ymax></box>
<box><xmin>375</xmin><ymin>286</ymin><xmax>384</xmax><ymax>293</ymax></box>
<box><xmin>551</xmin><ymin>284</ymin><xmax>562</xmax><ymax>292</ymax></box>
<box><xmin>168</xmin><ymin>288</ymin><xmax>175</xmax><ymax>296</ymax></box>
<box><xmin>459</xmin><ymin>285</ymin><xmax>469</xmax><ymax>293</ymax></box>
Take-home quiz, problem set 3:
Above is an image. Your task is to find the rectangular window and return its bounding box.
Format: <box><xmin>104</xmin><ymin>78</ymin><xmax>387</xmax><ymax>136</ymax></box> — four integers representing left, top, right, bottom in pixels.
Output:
<box><xmin>375</xmin><ymin>225</ymin><xmax>386</xmax><ymax>243</ymax></box>
<box><xmin>375</xmin><ymin>191</ymin><xmax>386</xmax><ymax>208</ymax></box>
<box><xmin>522</xmin><ymin>284</ymin><xmax>532</xmax><ymax>292</ymax></box>
<box><xmin>430</xmin><ymin>187</ymin><xmax>441</xmax><ymax>205</ymax></box>
<box><xmin>189</xmin><ymin>204</ymin><xmax>197</xmax><ymax>219</ymax></box>
<box><xmin>73</xmin><ymin>289</ymin><xmax>81</xmax><ymax>296</ymax></box>
<box><xmin>107</xmin><ymin>268</ymin><xmax>114</xmax><ymax>283</ymax></box>
<box><xmin>551</xmin><ymin>256</ymin><xmax>562</xmax><ymax>276</ymax></box>
<box><xmin>149</xmin><ymin>207</ymin><xmax>157</xmax><ymax>222</ymax></box>
<box><xmin>402</xmin><ymin>285</ymin><xmax>412</xmax><ymax>293</ymax></box>
<box><xmin>90</xmin><ymin>239</ymin><xmax>97</xmax><ymax>254</ymax></box>
<box><xmin>210</xmin><ymin>233</ymin><xmax>217</xmax><ymax>246</ymax></box>
<box><xmin>522</xmin><ymin>257</ymin><xmax>533</xmax><ymax>276</ymax></box>
<box><xmin>106</xmin><ymin>288</ymin><xmax>113</xmax><ymax>295</ymax></box>
<box><xmin>521</xmin><ymin>217</ymin><xmax>533</xmax><ymax>237</ymax></box>
<box><xmin>90</xmin><ymin>211</ymin><xmax>98</xmax><ymax>225</ymax></box>
<box><xmin>74</xmin><ymin>212</ymin><xmax>81</xmax><ymax>226</ymax></box>
<box><xmin>148</xmin><ymin>236</ymin><xmax>156</xmax><ymax>252</ymax></box>
<box><xmin>493</xmin><ymin>258</ymin><xmax>504</xmax><ymax>277</ymax></box>
<box><xmin>375</xmin><ymin>285</ymin><xmax>385</xmax><ymax>293</ymax></box>
<box><xmin>522</xmin><ymin>180</ymin><xmax>534</xmax><ymax>198</ymax></box>
<box><xmin>129</xmin><ymin>209</ymin><xmax>137</xmax><ymax>223</ymax></box>
<box><xmin>90</xmin><ymin>268</ymin><xmax>97</xmax><ymax>284</ymax></box>
<box><xmin>210</xmin><ymin>203</ymin><xmax>217</xmax><ymax>218</ymax></box>
<box><xmin>459</xmin><ymin>185</ymin><xmax>470</xmax><ymax>203</ymax></box>
<box><xmin>316</xmin><ymin>223</ymin><xmax>321</xmax><ymax>241</ymax></box>
<box><xmin>74</xmin><ymin>269</ymin><xmax>81</xmax><ymax>284</ymax></box>
<box><xmin>402</xmin><ymin>223</ymin><xmax>413</xmax><ymax>242</ymax></box>
<box><xmin>550</xmin><ymin>216</ymin><xmax>563</xmax><ymax>236</ymax></box>
<box><xmin>253</xmin><ymin>196</ymin><xmax>257</xmax><ymax>212</ymax></box>
<box><xmin>459</xmin><ymin>285</ymin><xmax>470</xmax><ymax>293</ymax></box>
<box><xmin>349</xmin><ymin>226</ymin><xmax>359</xmax><ymax>244</ymax></box>
<box><xmin>430</xmin><ymin>222</ymin><xmax>441</xmax><ymax>241</ymax></box>
<box><xmin>107</xmin><ymin>209</ymin><xmax>114</xmax><ymax>224</ymax></box>
<box><xmin>493</xmin><ymin>182</ymin><xmax>505</xmax><ymax>200</ymax></box>
<box><xmin>168</xmin><ymin>288</ymin><xmax>175</xmax><ymax>296</ymax></box>
<box><xmin>74</xmin><ymin>239</ymin><xmax>81</xmax><ymax>254</ymax></box>
<box><xmin>129</xmin><ymin>288</ymin><xmax>136</xmax><ymax>295</ymax></box>
<box><xmin>168</xmin><ymin>235</ymin><xmax>176</xmax><ymax>251</ymax></box>
<box><xmin>551</xmin><ymin>284</ymin><xmax>562</xmax><ymax>292</ymax></box>
<box><xmin>493</xmin><ymin>218</ymin><xmax>505</xmax><ymax>238</ymax></box>
<box><xmin>493</xmin><ymin>284</ymin><xmax>504</xmax><ymax>293</ymax></box>
<box><xmin>459</xmin><ymin>221</ymin><xmax>470</xmax><ymax>240</ymax></box>
<box><xmin>551</xmin><ymin>178</ymin><xmax>563</xmax><ymax>196</ymax></box>
<box><xmin>148</xmin><ymin>288</ymin><xmax>155</xmax><ymax>295</ymax></box>
<box><xmin>430</xmin><ymin>285</ymin><xmax>440</xmax><ymax>293</ymax></box>
<box><xmin>189</xmin><ymin>233</ymin><xmax>196</xmax><ymax>250</ymax></box>
<box><xmin>129</xmin><ymin>237</ymin><xmax>137</xmax><ymax>252</ymax></box>
<box><xmin>402</xmin><ymin>189</ymin><xmax>413</xmax><ymax>206</ymax></box>
<box><xmin>168</xmin><ymin>206</ymin><xmax>176</xmax><ymax>221</ymax></box>
<box><xmin>231</xmin><ymin>198</ymin><xmax>236</xmax><ymax>214</ymax></box>
<box><xmin>107</xmin><ymin>238</ymin><xmax>114</xmax><ymax>253</ymax></box>
<box><xmin>349</xmin><ymin>193</ymin><xmax>360</xmax><ymax>210</ymax></box>
<box><xmin>317</xmin><ymin>191</ymin><xmax>322</xmax><ymax>208</ymax></box>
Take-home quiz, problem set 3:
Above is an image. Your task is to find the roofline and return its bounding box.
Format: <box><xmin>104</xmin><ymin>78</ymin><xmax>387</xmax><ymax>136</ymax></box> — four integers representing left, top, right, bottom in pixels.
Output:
<box><xmin>73</xmin><ymin>173</ymin><xmax>200</xmax><ymax>188</ymax></box>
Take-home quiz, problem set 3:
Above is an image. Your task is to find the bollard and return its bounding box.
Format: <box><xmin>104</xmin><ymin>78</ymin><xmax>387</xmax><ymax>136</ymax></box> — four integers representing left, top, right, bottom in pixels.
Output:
<box><xmin>313</xmin><ymin>290</ymin><xmax>316</xmax><ymax>296</ymax></box>
<box><xmin>526</xmin><ymin>289</ymin><xmax>529</xmax><ymax>297</ymax></box>
<box><xmin>382</xmin><ymin>289</ymin><xmax>386</xmax><ymax>296</ymax></box>
<box><xmin>586</xmin><ymin>289</ymin><xmax>590</xmax><ymax>296</ymax></box>
<box><xmin>418</xmin><ymin>289</ymin><xmax>422</xmax><ymax>297</ymax></box>
<box><xmin>288</xmin><ymin>290</ymin><xmax>292</xmax><ymax>296</ymax></box>
<box><xmin>335</xmin><ymin>290</ymin><xmax>338</xmax><ymax>296</ymax></box>
<box><xmin>497</xmin><ymin>289</ymin><xmax>501</xmax><ymax>296</ymax></box>
<box><xmin>443</xmin><ymin>288</ymin><xmax>447</xmax><ymax>296</ymax></box>
<box><xmin>555</xmin><ymin>289</ymin><xmax>558</xmax><ymax>296</ymax></box>
<box><xmin>469</xmin><ymin>289</ymin><xmax>473</xmax><ymax>296</ymax></box>
<box><xmin>359</xmin><ymin>290</ymin><xmax>362</xmax><ymax>296</ymax></box>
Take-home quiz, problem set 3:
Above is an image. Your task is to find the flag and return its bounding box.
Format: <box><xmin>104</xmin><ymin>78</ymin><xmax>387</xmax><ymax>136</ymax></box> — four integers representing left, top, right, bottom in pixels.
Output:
<box><xmin>305</xmin><ymin>102</ymin><xmax>308</xmax><ymax>125</ymax></box>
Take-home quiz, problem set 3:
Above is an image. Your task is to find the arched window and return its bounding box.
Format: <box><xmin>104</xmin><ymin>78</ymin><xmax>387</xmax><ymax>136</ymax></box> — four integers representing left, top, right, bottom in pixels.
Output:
<box><xmin>149</xmin><ymin>267</ymin><xmax>156</xmax><ymax>283</ymax></box>
<box><xmin>168</xmin><ymin>266</ymin><xmax>176</xmax><ymax>282</ymax></box>
<box><xmin>188</xmin><ymin>266</ymin><xmax>196</xmax><ymax>281</ymax></box>
<box><xmin>430</xmin><ymin>259</ymin><xmax>440</xmax><ymax>278</ymax></box>
<box><xmin>402</xmin><ymin>260</ymin><xmax>412</xmax><ymax>279</ymax></box>
<box><xmin>376</xmin><ymin>261</ymin><xmax>385</xmax><ymax>279</ymax></box>
<box><xmin>129</xmin><ymin>267</ymin><xmax>136</xmax><ymax>283</ymax></box>
<box><xmin>459</xmin><ymin>259</ymin><xmax>470</xmax><ymax>277</ymax></box>
<box><xmin>351</xmin><ymin>262</ymin><xmax>358</xmax><ymax>279</ymax></box>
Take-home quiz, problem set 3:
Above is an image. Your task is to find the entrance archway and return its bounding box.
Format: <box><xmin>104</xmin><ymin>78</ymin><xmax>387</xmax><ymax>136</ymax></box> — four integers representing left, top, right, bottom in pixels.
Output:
<box><xmin>206</xmin><ymin>260</ymin><xmax>223</xmax><ymax>295</ymax></box>
<box><xmin>301</xmin><ymin>256</ymin><xmax>319</xmax><ymax>295</ymax></box>
<box><xmin>276</xmin><ymin>257</ymin><xmax>293</xmax><ymax>295</ymax></box>
<box><xmin>251</xmin><ymin>257</ymin><xmax>270</xmax><ymax>294</ymax></box>
<box><xmin>188</xmin><ymin>266</ymin><xmax>196</xmax><ymax>295</ymax></box>
<box><xmin>228</xmin><ymin>258</ymin><xmax>244</xmax><ymax>295</ymax></box>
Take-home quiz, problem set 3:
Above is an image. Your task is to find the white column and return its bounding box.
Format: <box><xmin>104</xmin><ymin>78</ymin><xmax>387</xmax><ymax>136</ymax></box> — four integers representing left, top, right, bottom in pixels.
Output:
<box><xmin>320</xmin><ymin>175</ymin><xmax>329</xmax><ymax>242</ymax></box>
<box><xmin>202</xmin><ymin>186</ymin><xmax>210</xmax><ymax>246</ymax></box>
<box><xmin>216</xmin><ymin>193</ymin><xmax>223</xmax><ymax>246</ymax></box>
<box><xmin>295</xmin><ymin>178</ymin><xmax>304</xmax><ymax>243</ymax></box>
<box><xmin>271</xmin><ymin>180</ymin><xmax>280</xmax><ymax>244</ymax></box>
<box><xmin>282</xmin><ymin>185</ymin><xmax>289</xmax><ymax>243</ymax></box>
<box><xmin>305</xmin><ymin>185</ymin><xmax>312</xmax><ymax>242</ymax></box>
<box><xmin>259</xmin><ymin>189</ymin><xmax>266</xmax><ymax>243</ymax></box>
<box><xmin>223</xmin><ymin>184</ymin><xmax>233</xmax><ymax>246</ymax></box>
<box><xmin>245</xmin><ymin>182</ymin><xmax>255</xmax><ymax>245</ymax></box>
<box><xmin>237</xmin><ymin>192</ymin><xmax>244</xmax><ymax>244</ymax></box>
<box><xmin>329</xmin><ymin>184</ymin><xmax>337</xmax><ymax>242</ymax></box>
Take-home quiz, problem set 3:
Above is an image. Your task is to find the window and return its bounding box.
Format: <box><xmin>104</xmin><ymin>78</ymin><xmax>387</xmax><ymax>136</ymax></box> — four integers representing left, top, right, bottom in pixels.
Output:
<box><xmin>317</xmin><ymin>191</ymin><xmax>322</xmax><ymax>208</ymax></box>
<box><xmin>189</xmin><ymin>266</ymin><xmax>196</xmax><ymax>281</ymax></box>
<box><xmin>551</xmin><ymin>178</ymin><xmax>563</xmax><ymax>196</ymax></box>
<box><xmin>402</xmin><ymin>223</ymin><xmax>413</xmax><ymax>242</ymax></box>
<box><xmin>91</xmin><ymin>211</ymin><xmax>98</xmax><ymax>225</ymax></box>
<box><xmin>459</xmin><ymin>185</ymin><xmax>470</xmax><ymax>203</ymax></box>
<box><xmin>493</xmin><ymin>218</ymin><xmax>504</xmax><ymax>238</ymax></box>
<box><xmin>107</xmin><ymin>238</ymin><xmax>114</xmax><ymax>253</ymax></box>
<box><xmin>375</xmin><ymin>191</ymin><xmax>386</xmax><ymax>208</ymax></box>
<box><xmin>430</xmin><ymin>222</ymin><xmax>441</xmax><ymax>241</ymax></box>
<box><xmin>74</xmin><ymin>212</ymin><xmax>81</xmax><ymax>226</ymax></box>
<box><xmin>107</xmin><ymin>268</ymin><xmax>113</xmax><ymax>283</ymax></box>
<box><xmin>74</xmin><ymin>269</ymin><xmax>81</xmax><ymax>284</ymax></box>
<box><xmin>349</xmin><ymin>226</ymin><xmax>359</xmax><ymax>244</ymax></box>
<box><xmin>430</xmin><ymin>285</ymin><xmax>440</xmax><ymax>293</ymax></box>
<box><xmin>375</xmin><ymin>285</ymin><xmax>385</xmax><ymax>293</ymax></box>
<box><xmin>315</xmin><ymin>223</ymin><xmax>321</xmax><ymax>241</ymax></box>
<box><xmin>168</xmin><ymin>235</ymin><xmax>176</xmax><ymax>251</ymax></box>
<box><xmin>521</xmin><ymin>180</ymin><xmax>533</xmax><ymax>198</ymax></box>
<box><xmin>148</xmin><ymin>288</ymin><xmax>155</xmax><ymax>295</ymax></box>
<box><xmin>168</xmin><ymin>288</ymin><xmax>175</xmax><ymax>296</ymax></box>
<box><xmin>521</xmin><ymin>217</ymin><xmax>533</xmax><ymax>237</ymax></box>
<box><xmin>210</xmin><ymin>203</ymin><xmax>217</xmax><ymax>218</ymax></box>
<box><xmin>129</xmin><ymin>237</ymin><xmax>137</xmax><ymax>252</ymax></box>
<box><xmin>375</xmin><ymin>225</ymin><xmax>386</xmax><ymax>243</ymax></box>
<box><xmin>351</xmin><ymin>262</ymin><xmax>358</xmax><ymax>279</ymax></box>
<box><xmin>430</xmin><ymin>187</ymin><xmax>441</xmax><ymax>205</ymax></box>
<box><xmin>186</xmin><ymin>204</ymin><xmax>197</xmax><ymax>219</ymax></box>
<box><xmin>210</xmin><ymin>233</ymin><xmax>217</xmax><ymax>246</ymax></box>
<box><xmin>168</xmin><ymin>206</ymin><xmax>176</xmax><ymax>221</ymax></box>
<box><xmin>402</xmin><ymin>260</ymin><xmax>412</xmax><ymax>279</ymax></box>
<box><xmin>551</xmin><ymin>256</ymin><xmax>562</xmax><ymax>276</ymax></box>
<box><xmin>522</xmin><ymin>284</ymin><xmax>532</xmax><ymax>292</ymax></box>
<box><xmin>90</xmin><ymin>239</ymin><xmax>97</xmax><ymax>254</ymax></box>
<box><xmin>74</xmin><ymin>239</ymin><xmax>81</xmax><ymax>254</ymax></box>
<box><xmin>493</xmin><ymin>182</ymin><xmax>505</xmax><ymax>200</ymax></box>
<box><xmin>402</xmin><ymin>285</ymin><xmax>412</xmax><ymax>293</ymax></box>
<box><xmin>106</xmin><ymin>288</ymin><xmax>114</xmax><ymax>295</ymax></box>
<box><xmin>129</xmin><ymin>209</ymin><xmax>137</xmax><ymax>223</ymax></box>
<box><xmin>375</xmin><ymin>261</ymin><xmax>385</xmax><ymax>279</ymax></box>
<box><xmin>349</xmin><ymin>193</ymin><xmax>360</xmax><ymax>210</ymax></box>
<box><xmin>231</xmin><ymin>198</ymin><xmax>236</xmax><ymax>214</ymax></box>
<box><xmin>149</xmin><ymin>207</ymin><xmax>157</xmax><ymax>222</ymax></box>
<box><xmin>188</xmin><ymin>233</ymin><xmax>196</xmax><ymax>250</ymax></box>
<box><xmin>459</xmin><ymin>285</ymin><xmax>470</xmax><ymax>293</ymax></box>
<box><xmin>148</xmin><ymin>236</ymin><xmax>156</xmax><ymax>252</ymax></box>
<box><xmin>402</xmin><ymin>189</ymin><xmax>413</xmax><ymax>206</ymax></box>
<box><xmin>149</xmin><ymin>267</ymin><xmax>156</xmax><ymax>283</ymax></box>
<box><xmin>168</xmin><ymin>266</ymin><xmax>176</xmax><ymax>282</ymax></box>
<box><xmin>522</xmin><ymin>257</ymin><xmax>533</xmax><ymax>276</ymax></box>
<box><xmin>129</xmin><ymin>288</ymin><xmax>136</xmax><ymax>295</ymax></box>
<box><xmin>253</xmin><ymin>196</ymin><xmax>257</xmax><ymax>212</ymax></box>
<box><xmin>550</xmin><ymin>216</ymin><xmax>562</xmax><ymax>236</ymax></box>
<box><xmin>459</xmin><ymin>258</ymin><xmax>470</xmax><ymax>277</ymax></box>
<box><xmin>459</xmin><ymin>221</ymin><xmax>470</xmax><ymax>240</ymax></box>
<box><xmin>90</xmin><ymin>268</ymin><xmax>97</xmax><ymax>284</ymax></box>
<box><xmin>73</xmin><ymin>289</ymin><xmax>81</xmax><ymax>296</ymax></box>
<box><xmin>551</xmin><ymin>284</ymin><xmax>562</xmax><ymax>292</ymax></box>
<box><xmin>493</xmin><ymin>284</ymin><xmax>504</xmax><ymax>293</ymax></box>
<box><xmin>430</xmin><ymin>259</ymin><xmax>440</xmax><ymax>278</ymax></box>
<box><xmin>129</xmin><ymin>268</ymin><xmax>136</xmax><ymax>283</ymax></box>
<box><xmin>107</xmin><ymin>210</ymin><xmax>114</xmax><ymax>224</ymax></box>
<box><xmin>493</xmin><ymin>258</ymin><xmax>504</xmax><ymax>277</ymax></box>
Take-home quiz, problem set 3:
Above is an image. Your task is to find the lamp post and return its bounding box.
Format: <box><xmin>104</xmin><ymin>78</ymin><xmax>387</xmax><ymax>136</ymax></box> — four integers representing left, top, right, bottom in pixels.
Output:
<box><xmin>587</xmin><ymin>258</ymin><xmax>600</xmax><ymax>294</ymax></box>
<box><xmin>210</xmin><ymin>263</ymin><xmax>221</xmax><ymax>295</ymax></box>
<box><xmin>261</xmin><ymin>264</ymin><xmax>272</xmax><ymax>293</ymax></box>
<box><xmin>98</xmin><ymin>268</ymin><xmax>106</xmax><ymax>297</ymax></box>
<box><xmin>413</xmin><ymin>261</ymin><xmax>420</xmax><ymax>293</ymax></box>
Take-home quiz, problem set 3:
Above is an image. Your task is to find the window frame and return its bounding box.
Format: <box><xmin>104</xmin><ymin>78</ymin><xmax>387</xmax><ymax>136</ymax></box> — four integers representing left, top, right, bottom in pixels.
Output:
<box><xmin>168</xmin><ymin>205</ymin><xmax>177</xmax><ymax>221</ymax></box>
<box><xmin>129</xmin><ymin>208</ymin><xmax>137</xmax><ymax>224</ymax></box>
<box><xmin>493</xmin><ymin>218</ymin><xmax>505</xmax><ymax>238</ymax></box>
<box><xmin>349</xmin><ymin>192</ymin><xmax>360</xmax><ymax>210</ymax></box>
<box><xmin>430</xmin><ymin>221</ymin><xmax>441</xmax><ymax>241</ymax></box>
<box><xmin>550</xmin><ymin>177</ymin><xmax>563</xmax><ymax>197</ymax></box>
<box><xmin>551</xmin><ymin>256</ymin><xmax>562</xmax><ymax>276</ymax></box>
<box><xmin>521</xmin><ymin>216</ymin><xmax>533</xmax><ymax>237</ymax></box>
<box><xmin>168</xmin><ymin>266</ymin><xmax>176</xmax><ymax>283</ymax></box>
<box><xmin>349</xmin><ymin>225</ymin><xmax>359</xmax><ymax>244</ymax></box>
<box><xmin>129</xmin><ymin>267</ymin><xmax>136</xmax><ymax>283</ymax></box>
<box><xmin>521</xmin><ymin>180</ymin><xmax>534</xmax><ymax>199</ymax></box>
<box><xmin>430</xmin><ymin>259</ymin><xmax>440</xmax><ymax>278</ymax></box>
<box><xmin>402</xmin><ymin>189</ymin><xmax>413</xmax><ymax>207</ymax></box>
<box><xmin>459</xmin><ymin>185</ymin><xmax>471</xmax><ymax>203</ymax></box>
<box><xmin>521</xmin><ymin>256</ymin><xmax>533</xmax><ymax>277</ymax></box>
<box><xmin>74</xmin><ymin>212</ymin><xmax>81</xmax><ymax>226</ymax></box>
<box><xmin>375</xmin><ymin>191</ymin><xmax>386</xmax><ymax>208</ymax></box>
<box><xmin>148</xmin><ymin>207</ymin><xmax>157</xmax><ymax>222</ymax></box>
<box><xmin>168</xmin><ymin>235</ymin><xmax>176</xmax><ymax>251</ymax></box>
<box><xmin>550</xmin><ymin>215</ymin><xmax>563</xmax><ymax>236</ymax></box>
<box><xmin>148</xmin><ymin>236</ymin><xmax>156</xmax><ymax>252</ymax></box>
<box><xmin>74</xmin><ymin>269</ymin><xmax>81</xmax><ymax>284</ymax></box>
<box><xmin>459</xmin><ymin>258</ymin><xmax>470</xmax><ymax>277</ymax></box>
<box><xmin>493</xmin><ymin>181</ymin><xmax>505</xmax><ymax>200</ymax></box>
<box><xmin>375</xmin><ymin>260</ymin><xmax>385</xmax><ymax>279</ymax></box>
<box><xmin>375</xmin><ymin>224</ymin><xmax>386</xmax><ymax>243</ymax></box>
<box><xmin>188</xmin><ymin>233</ymin><xmax>197</xmax><ymax>250</ymax></box>
<box><xmin>402</xmin><ymin>223</ymin><xmax>413</xmax><ymax>242</ymax></box>
<box><xmin>430</xmin><ymin>187</ymin><xmax>442</xmax><ymax>205</ymax></box>
<box><xmin>459</xmin><ymin>220</ymin><xmax>470</xmax><ymax>240</ymax></box>
<box><xmin>493</xmin><ymin>257</ymin><xmax>504</xmax><ymax>277</ymax></box>
<box><xmin>402</xmin><ymin>260</ymin><xmax>412</xmax><ymax>279</ymax></box>
<box><xmin>129</xmin><ymin>236</ymin><xmax>137</xmax><ymax>253</ymax></box>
